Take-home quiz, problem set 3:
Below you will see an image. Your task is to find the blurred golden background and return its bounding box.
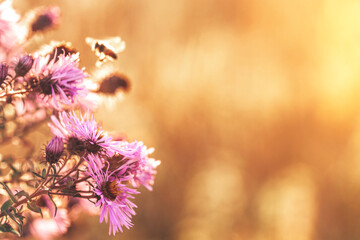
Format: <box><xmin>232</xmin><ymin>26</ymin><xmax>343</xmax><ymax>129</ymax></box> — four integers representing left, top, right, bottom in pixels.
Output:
<box><xmin>11</xmin><ymin>0</ymin><xmax>360</xmax><ymax>239</ymax></box>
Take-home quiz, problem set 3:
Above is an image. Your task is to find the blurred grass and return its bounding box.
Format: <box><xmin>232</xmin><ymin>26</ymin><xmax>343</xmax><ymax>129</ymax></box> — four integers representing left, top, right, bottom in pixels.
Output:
<box><xmin>11</xmin><ymin>0</ymin><xmax>360</xmax><ymax>239</ymax></box>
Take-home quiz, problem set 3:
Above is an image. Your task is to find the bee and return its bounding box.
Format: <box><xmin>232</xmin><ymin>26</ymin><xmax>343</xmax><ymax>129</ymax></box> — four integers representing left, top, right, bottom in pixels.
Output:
<box><xmin>85</xmin><ymin>37</ymin><xmax>126</xmax><ymax>66</ymax></box>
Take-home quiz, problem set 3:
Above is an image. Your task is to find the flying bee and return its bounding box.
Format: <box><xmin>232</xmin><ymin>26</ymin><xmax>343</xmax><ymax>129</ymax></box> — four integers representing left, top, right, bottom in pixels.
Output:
<box><xmin>85</xmin><ymin>37</ymin><xmax>126</xmax><ymax>66</ymax></box>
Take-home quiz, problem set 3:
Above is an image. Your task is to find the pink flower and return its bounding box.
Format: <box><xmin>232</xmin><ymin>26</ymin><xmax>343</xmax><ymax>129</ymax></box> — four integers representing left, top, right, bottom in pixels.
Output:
<box><xmin>49</xmin><ymin>111</ymin><xmax>118</xmax><ymax>156</ymax></box>
<box><xmin>29</xmin><ymin>209</ymin><xmax>70</xmax><ymax>240</ymax></box>
<box><xmin>84</xmin><ymin>140</ymin><xmax>161</xmax><ymax>191</ymax></box>
<box><xmin>86</xmin><ymin>154</ymin><xmax>138</xmax><ymax>235</ymax></box>
<box><xmin>30</xmin><ymin>53</ymin><xmax>87</xmax><ymax>109</ymax></box>
<box><xmin>114</xmin><ymin>141</ymin><xmax>161</xmax><ymax>191</ymax></box>
<box><xmin>0</xmin><ymin>0</ymin><xmax>26</xmax><ymax>57</ymax></box>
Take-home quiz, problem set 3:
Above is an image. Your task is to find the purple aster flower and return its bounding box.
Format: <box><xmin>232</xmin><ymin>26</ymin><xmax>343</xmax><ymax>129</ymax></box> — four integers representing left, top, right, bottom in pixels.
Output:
<box><xmin>49</xmin><ymin>111</ymin><xmax>118</xmax><ymax>156</ymax></box>
<box><xmin>31</xmin><ymin>53</ymin><xmax>87</xmax><ymax>109</ymax></box>
<box><xmin>86</xmin><ymin>154</ymin><xmax>138</xmax><ymax>235</ymax></box>
<box><xmin>45</xmin><ymin>136</ymin><xmax>64</xmax><ymax>164</ymax></box>
<box><xmin>121</xmin><ymin>141</ymin><xmax>160</xmax><ymax>191</ymax></box>
<box><xmin>109</xmin><ymin>141</ymin><xmax>161</xmax><ymax>191</ymax></box>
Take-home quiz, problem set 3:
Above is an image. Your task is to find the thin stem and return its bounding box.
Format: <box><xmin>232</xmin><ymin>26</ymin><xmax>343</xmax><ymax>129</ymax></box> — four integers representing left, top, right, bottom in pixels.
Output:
<box><xmin>53</xmin><ymin>158</ymin><xmax>84</xmax><ymax>185</ymax></box>
<box><xmin>0</xmin><ymin>88</ymin><xmax>32</xmax><ymax>99</ymax></box>
<box><xmin>56</xmin><ymin>154</ymin><xmax>70</xmax><ymax>175</ymax></box>
<box><xmin>0</xmin><ymin>190</ymin><xmax>48</xmax><ymax>218</ymax></box>
<box><xmin>48</xmin><ymin>191</ymin><xmax>96</xmax><ymax>199</ymax></box>
<box><xmin>30</xmin><ymin>165</ymin><xmax>51</xmax><ymax>197</ymax></box>
<box><xmin>74</xmin><ymin>175</ymin><xmax>91</xmax><ymax>184</ymax></box>
<box><xmin>0</xmin><ymin>155</ymin><xmax>95</xmax><ymax>220</ymax></box>
<box><xmin>75</xmin><ymin>190</ymin><xmax>93</xmax><ymax>194</ymax></box>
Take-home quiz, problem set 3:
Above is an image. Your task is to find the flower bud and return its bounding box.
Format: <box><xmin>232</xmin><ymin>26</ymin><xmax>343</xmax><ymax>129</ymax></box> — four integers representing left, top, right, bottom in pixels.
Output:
<box><xmin>98</xmin><ymin>73</ymin><xmax>130</xmax><ymax>95</ymax></box>
<box><xmin>15</xmin><ymin>55</ymin><xmax>34</xmax><ymax>77</ymax></box>
<box><xmin>0</xmin><ymin>63</ymin><xmax>8</xmax><ymax>84</ymax></box>
<box><xmin>45</xmin><ymin>136</ymin><xmax>64</xmax><ymax>164</ymax></box>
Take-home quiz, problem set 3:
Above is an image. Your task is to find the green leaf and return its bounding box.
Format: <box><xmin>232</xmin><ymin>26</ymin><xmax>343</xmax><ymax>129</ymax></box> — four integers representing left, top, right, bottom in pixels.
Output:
<box><xmin>41</xmin><ymin>168</ymin><xmax>46</xmax><ymax>178</ymax></box>
<box><xmin>32</xmin><ymin>171</ymin><xmax>45</xmax><ymax>179</ymax></box>
<box><xmin>18</xmin><ymin>222</ymin><xmax>23</xmax><ymax>237</ymax></box>
<box><xmin>47</xmin><ymin>192</ymin><xmax>57</xmax><ymax>217</ymax></box>
<box><xmin>51</xmin><ymin>165</ymin><xmax>57</xmax><ymax>175</ymax></box>
<box><xmin>15</xmin><ymin>190</ymin><xmax>30</xmax><ymax>200</ymax></box>
<box><xmin>6</xmin><ymin>210</ymin><xmax>18</xmax><ymax>223</ymax></box>
<box><xmin>1</xmin><ymin>199</ymin><xmax>12</xmax><ymax>213</ymax></box>
<box><xmin>48</xmin><ymin>174</ymin><xmax>62</xmax><ymax>177</ymax></box>
<box><xmin>14</xmin><ymin>212</ymin><xmax>24</xmax><ymax>224</ymax></box>
<box><xmin>27</xmin><ymin>201</ymin><xmax>43</xmax><ymax>218</ymax></box>
<box><xmin>0</xmin><ymin>183</ymin><xmax>17</xmax><ymax>203</ymax></box>
<box><xmin>8</xmin><ymin>164</ymin><xmax>18</xmax><ymax>173</ymax></box>
<box><xmin>0</xmin><ymin>223</ymin><xmax>19</xmax><ymax>236</ymax></box>
<box><xmin>6</xmin><ymin>210</ymin><xmax>23</xmax><ymax>237</ymax></box>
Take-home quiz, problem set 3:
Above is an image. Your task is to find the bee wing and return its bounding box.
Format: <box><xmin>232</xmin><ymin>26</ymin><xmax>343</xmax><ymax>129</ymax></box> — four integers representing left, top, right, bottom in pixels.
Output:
<box><xmin>85</xmin><ymin>37</ymin><xmax>97</xmax><ymax>45</ymax></box>
<box><xmin>100</xmin><ymin>36</ymin><xmax>126</xmax><ymax>53</ymax></box>
<box><xmin>85</xmin><ymin>37</ymin><xmax>98</xmax><ymax>50</ymax></box>
<box><xmin>85</xmin><ymin>36</ymin><xmax>125</xmax><ymax>53</ymax></box>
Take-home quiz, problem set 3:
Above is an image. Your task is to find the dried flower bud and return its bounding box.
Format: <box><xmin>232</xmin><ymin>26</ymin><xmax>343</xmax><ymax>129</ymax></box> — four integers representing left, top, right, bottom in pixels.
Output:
<box><xmin>98</xmin><ymin>73</ymin><xmax>130</xmax><ymax>95</ymax></box>
<box><xmin>67</xmin><ymin>136</ymin><xmax>85</xmax><ymax>156</ymax></box>
<box><xmin>0</xmin><ymin>63</ymin><xmax>8</xmax><ymax>84</ymax></box>
<box><xmin>31</xmin><ymin>6</ymin><xmax>60</xmax><ymax>33</ymax></box>
<box><xmin>15</xmin><ymin>55</ymin><xmax>34</xmax><ymax>77</ymax></box>
<box><xmin>105</xmin><ymin>154</ymin><xmax>125</xmax><ymax>173</ymax></box>
<box><xmin>46</xmin><ymin>136</ymin><xmax>64</xmax><ymax>164</ymax></box>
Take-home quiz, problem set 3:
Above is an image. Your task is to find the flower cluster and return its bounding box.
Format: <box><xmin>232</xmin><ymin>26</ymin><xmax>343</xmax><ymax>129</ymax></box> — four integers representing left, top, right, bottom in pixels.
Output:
<box><xmin>0</xmin><ymin>1</ymin><xmax>160</xmax><ymax>239</ymax></box>
<box><xmin>49</xmin><ymin>111</ymin><xmax>118</xmax><ymax>156</ymax></box>
<box><xmin>47</xmin><ymin>111</ymin><xmax>160</xmax><ymax>235</ymax></box>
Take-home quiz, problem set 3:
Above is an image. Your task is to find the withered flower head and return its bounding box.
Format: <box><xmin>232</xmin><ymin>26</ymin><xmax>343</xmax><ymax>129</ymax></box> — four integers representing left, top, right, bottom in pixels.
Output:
<box><xmin>105</xmin><ymin>154</ymin><xmax>125</xmax><ymax>173</ymax></box>
<box><xmin>66</xmin><ymin>136</ymin><xmax>85</xmax><ymax>156</ymax></box>
<box><xmin>98</xmin><ymin>73</ymin><xmax>130</xmax><ymax>95</ymax></box>
<box><xmin>31</xmin><ymin>6</ymin><xmax>60</xmax><ymax>33</ymax></box>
